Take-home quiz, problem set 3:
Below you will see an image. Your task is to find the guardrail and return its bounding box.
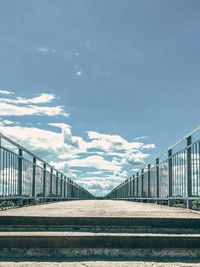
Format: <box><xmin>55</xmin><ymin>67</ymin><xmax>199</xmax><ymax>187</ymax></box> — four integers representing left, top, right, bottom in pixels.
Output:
<box><xmin>105</xmin><ymin>126</ymin><xmax>200</xmax><ymax>210</ymax></box>
<box><xmin>0</xmin><ymin>132</ymin><xmax>95</xmax><ymax>207</ymax></box>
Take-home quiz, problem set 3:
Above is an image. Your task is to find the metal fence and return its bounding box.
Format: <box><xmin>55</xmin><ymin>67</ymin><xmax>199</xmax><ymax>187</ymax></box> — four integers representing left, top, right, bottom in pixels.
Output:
<box><xmin>105</xmin><ymin>126</ymin><xmax>200</xmax><ymax>209</ymax></box>
<box><xmin>0</xmin><ymin>132</ymin><xmax>95</xmax><ymax>205</ymax></box>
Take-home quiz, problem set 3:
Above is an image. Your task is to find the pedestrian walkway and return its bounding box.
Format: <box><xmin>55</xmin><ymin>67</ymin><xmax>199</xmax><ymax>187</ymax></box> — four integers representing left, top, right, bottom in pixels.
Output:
<box><xmin>1</xmin><ymin>200</ymin><xmax>200</xmax><ymax>266</ymax></box>
<box><xmin>1</xmin><ymin>200</ymin><xmax>200</xmax><ymax>218</ymax></box>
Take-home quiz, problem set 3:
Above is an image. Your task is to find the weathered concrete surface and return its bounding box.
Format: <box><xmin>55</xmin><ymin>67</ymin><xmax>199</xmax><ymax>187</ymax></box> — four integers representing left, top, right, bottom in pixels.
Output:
<box><xmin>0</xmin><ymin>260</ymin><xmax>200</xmax><ymax>267</ymax></box>
<box><xmin>1</xmin><ymin>200</ymin><xmax>200</xmax><ymax>218</ymax></box>
<box><xmin>1</xmin><ymin>200</ymin><xmax>200</xmax><ymax>263</ymax></box>
<box><xmin>1</xmin><ymin>216</ymin><xmax>200</xmax><ymax>233</ymax></box>
<box><xmin>0</xmin><ymin>233</ymin><xmax>200</xmax><ymax>250</ymax></box>
<box><xmin>0</xmin><ymin>248</ymin><xmax>200</xmax><ymax>260</ymax></box>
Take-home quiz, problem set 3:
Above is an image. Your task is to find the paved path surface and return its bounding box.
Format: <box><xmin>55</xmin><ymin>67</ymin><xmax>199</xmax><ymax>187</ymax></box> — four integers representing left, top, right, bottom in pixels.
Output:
<box><xmin>0</xmin><ymin>260</ymin><xmax>200</xmax><ymax>266</ymax></box>
<box><xmin>1</xmin><ymin>200</ymin><xmax>200</xmax><ymax>266</ymax></box>
<box><xmin>1</xmin><ymin>200</ymin><xmax>200</xmax><ymax>218</ymax></box>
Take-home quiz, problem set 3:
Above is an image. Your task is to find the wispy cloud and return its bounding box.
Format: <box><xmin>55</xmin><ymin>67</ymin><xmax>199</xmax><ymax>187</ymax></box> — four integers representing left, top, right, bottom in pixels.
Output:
<box><xmin>76</xmin><ymin>71</ymin><xmax>82</xmax><ymax>76</ymax></box>
<box><xmin>38</xmin><ymin>47</ymin><xmax>56</xmax><ymax>54</ymax></box>
<box><xmin>134</xmin><ymin>136</ymin><xmax>148</xmax><ymax>141</ymax></box>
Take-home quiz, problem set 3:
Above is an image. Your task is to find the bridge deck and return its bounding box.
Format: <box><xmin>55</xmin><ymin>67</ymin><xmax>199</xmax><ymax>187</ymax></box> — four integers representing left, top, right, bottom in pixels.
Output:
<box><xmin>1</xmin><ymin>200</ymin><xmax>200</xmax><ymax>218</ymax></box>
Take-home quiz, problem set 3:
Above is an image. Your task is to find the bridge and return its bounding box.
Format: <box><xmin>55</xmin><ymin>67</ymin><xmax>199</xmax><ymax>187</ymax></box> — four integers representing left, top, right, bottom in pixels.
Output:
<box><xmin>0</xmin><ymin>127</ymin><xmax>200</xmax><ymax>265</ymax></box>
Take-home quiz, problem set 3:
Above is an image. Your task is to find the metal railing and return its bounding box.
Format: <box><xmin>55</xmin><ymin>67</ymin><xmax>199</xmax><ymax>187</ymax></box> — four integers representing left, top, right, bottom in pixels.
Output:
<box><xmin>105</xmin><ymin>126</ymin><xmax>200</xmax><ymax>210</ymax></box>
<box><xmin>0</xmin><ymin>132</ymin><xmax>95</xmax><ymax>206</ymax></box>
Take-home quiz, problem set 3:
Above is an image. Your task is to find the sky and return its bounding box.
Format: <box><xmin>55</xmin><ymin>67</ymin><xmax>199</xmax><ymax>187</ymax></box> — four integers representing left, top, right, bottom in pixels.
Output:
<box><xmin>0</xmin><ymin>0</ymin><xmax>200</xmax><ymax>196</ymax></box>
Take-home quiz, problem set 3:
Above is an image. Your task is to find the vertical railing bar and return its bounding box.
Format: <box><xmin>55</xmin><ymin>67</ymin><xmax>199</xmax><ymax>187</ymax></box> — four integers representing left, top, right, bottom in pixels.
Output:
<box><xmin>199</xmin><ymin>142</ymin><xmax>200</xmax><ymax>197</ymax></box>
<box><xmin>56</xmin><ymin>171</ymin><xmax>58</xmax><ymax>198</ymax></box>
<box><xmin>43</xmin><ymin>163</ymin><xmax>46</xmax><ymax>198</ymax></box>
<box><xmin>141</xmin><ymin>169</ymin><xmax>144</xmax><ymax>198</ymax></box>
<box><xmin>187</xmin><ymin>136</ymin><xmax>192</xmax><ymax>209</ymax></box>
<box><xmin>195</xmin><ymin>143</ymin><xmax>198</xmax><ymax>196</ymax></box>
<box><xmin>2</xmin><ymin>150</ymin><xmax>5</xmax><ymax>196</ymax></box>
<box><xmin>168</xmin><ymin>149</ymin><xmax>172</xmax><ymax>206</ymax></box>
<box><xmin>18</xmin><ymin>148</ymin><xmax>23</xmax><ymax>205</ymax></box>
<box><xmin>32</xmin><ymin>157</ymin><xmax>36</xmax><ymax>198</ymax></box>
<box><xmin>156</xmin><ymin>158</ymin><xmax>159</xmax><ymax>202</ymax></box>
<box><xmin>147</xmin><ymin>165</ymin><xmax>150</xmax><ymax>199</ymax></box>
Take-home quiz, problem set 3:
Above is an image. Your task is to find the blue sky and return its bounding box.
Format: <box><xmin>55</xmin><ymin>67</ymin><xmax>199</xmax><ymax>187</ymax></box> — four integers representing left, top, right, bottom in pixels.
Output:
<box><xmin>0</xmin><ymin>0</ymin><xmax>200</xmax><ymax>196</ymax></box>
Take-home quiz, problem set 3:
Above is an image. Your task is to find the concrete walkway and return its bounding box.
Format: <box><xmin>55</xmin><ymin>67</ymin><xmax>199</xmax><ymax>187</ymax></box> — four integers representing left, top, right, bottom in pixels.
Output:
<box><xmin>1</xmin><ymin>200</ymin><xmax>200</xmax><ymax>218</ymax></box>
<box><xmin>0</xmin><ymin>260</ymin><xmax>200</xmax><ymax>267</ymax></box>
<box><xmin>1</xmin><ymin>200</ymin><xmax>200</xmax><ymax>266</ymax></box>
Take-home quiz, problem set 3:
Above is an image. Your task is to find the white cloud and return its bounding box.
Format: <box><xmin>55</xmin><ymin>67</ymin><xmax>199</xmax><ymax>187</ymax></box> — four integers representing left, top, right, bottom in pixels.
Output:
<box><xmin>38</xmin><ymin>47</ymin><xmax>49</xmax><ymax>53</ymax></box>
<box><xmin>0</xmin><ymin>90</ymin><xmax>14</xmax><ymax>95</ymax></box>
<box><xmin>87</xmin><ymin>131</ymin><xmax>145</xmax><ymax>152</ymax></box>
<box><xmin>67</xmin><ymin>155</ymin><xmax>122</xmax><ymax>172</ymax></box>
<box><xmin>121</xmin><ymin>151</ymin><xmax>150</xmax><ymax>166</ymax></box>
<box><xmin>143</xmin><ymin>144</ymin><xmax>155</xmax><ymax>149</ymax></box>
<box><xmin>85</xmin><ymin>170</ymin><xmax>113</xmax><ymax>175</ymax></box>
<box><xmin>0</xmin><ymin>122</ymin><xmax>155</xmax><ymax>196</ymax></box>
<box><xmin>76</xmin><ymin>71</ymin><xmax>82</xmax><ymax>76</ymax></box>
<box><xmin>134</xmin><ymin>136</ymin><xmax>148</xmax><ymax>140</ymax></box>
<box><xmin>0</xmin><ymin>93</ymin><xmax>68</xmax><ymax>117</ymax></box>
<box><xmin>0</xmin><ymin>90</ymin><xmax>156</xmax><ymax>196</ymax></box>
<box><xmin>38</xmin><ymin>47</ymin><xmax>56</xmax><ymax>54</ymax></box>
<box><xmin>0</xmin><ymin>93</ymin><xmax>55</xmax><ymax>104</ymax></box>
<box><xmin>0</xmin><ymin>102</ymin><xmax>68</xmax><ymax>117</ymax></box>
<box><xmin>49</xmin><ymin>123</ymin><xmax>79</xmax><ymax>150</ymax></box>
<box><xmin>3</xmin><ymin>120</ymin><xmax>14</xmax><ymax>125</ymax></box>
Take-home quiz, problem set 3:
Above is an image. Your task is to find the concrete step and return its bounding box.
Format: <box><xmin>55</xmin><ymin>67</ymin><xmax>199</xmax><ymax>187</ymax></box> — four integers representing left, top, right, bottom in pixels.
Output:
<box><xmin>0</xmin><ymin>232</ymin><xmax>199</xmax><ymax>259</ymax></box>
<box><xmin>0</xmin><ymin>216</ymin><xmax>200</xmax><ymax>233</ymax></box>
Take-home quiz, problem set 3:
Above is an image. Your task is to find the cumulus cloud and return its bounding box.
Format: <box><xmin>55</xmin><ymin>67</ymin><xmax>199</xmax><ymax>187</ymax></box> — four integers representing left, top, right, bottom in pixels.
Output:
<box><xmin>0</xmin><ymin>91</ymin><xmax>156</xmax><ymax>196</ymax></box>
<box><xmin>0</xmin><ymin>90</ymin><xmax>14</xmax><ymax>95</ymax></box>
<box><xmin>0</xmin><ymin>103</ymin><xmax>68</xmax><ymax>117</ymax></box>
<box><xmin>49</xmin><ymin>123</ymin><xmax>79</xmax><ymax>150</ymax></box>
<box><xmin>87</xmin><ymin>131</ymin><xmax>144</xmax><ymax>152</ymax></box>
<box><xmin>0</xmin><ymin>93</ymin><xmax>55</xmax><ymax>104</ymax></box>
<box><xmin>77</xmin><ymin>175</ymin><xmax>125</xmax><ymax>196</ymax></box>
<box><xmin>0</xmin><ymin>93</ymin><xmax>68</xmax><ymax>117</ymax></box>
<box><xmin>3</xmin><ymin>120</ymin><xmax>14</xmax><ymax>125</ymax></box>
<box><xmin>122</xmin><ymin>151</ymin><xmax>149</xmax><ymax>166</ymax></box>
<box><xmin>67</xmin><ymin>155</ymin><xmax>122</xmax><ymax>172</ymax></box>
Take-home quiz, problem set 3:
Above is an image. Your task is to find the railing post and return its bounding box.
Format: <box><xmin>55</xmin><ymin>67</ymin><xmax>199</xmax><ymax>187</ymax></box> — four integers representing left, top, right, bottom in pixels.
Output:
<box><xmin>50</xmin><ymin>168</ymin><xmax>53</xmax><ymax>197</ymax></box>
<box><xmin>32</xmin><ymin>157</ymin><xmax>36</xmax><ymax>198</ymax></box>
<box><xmin>18</xmin><ymin>149</ymin><xmax>22</xmax><ymax>204</ymax></box>
<box><xmin>187</xmin><ymin>136</ymin><xmax>192</xmax><ymax>209</ymax></box>
<box><xmin>147</xmin><ymin>164</ymin><xmax>151</xmax><ymax>199</ymax></box>
<box><xmin>129</xmin><ymin>178</ymin><xmax>131</xmax><ymax>198</ymax></box>
<box><xmin>43</xmin><ymin>163</ymin><xmax>46</xmax><ymax>198</ymax></box>
<box><xmin>141</xmin><ymin>169</ymin><xmax>144</xmax><ymax>198</ymax></box>
<box><xmin>61</xmin><ymin>174</ymin><xmax>63</xmax><ymax>198</ymax></box>
<box><xmin>56</xmin><ymin>171</ymin><xmax>58</xmax><ymax>197</ymax></box>
<box><xmin>64</xmin><ymin>176</ymin><xmax>66</xmax><ymax>199</ymax></box>
<box><xmin>130</xmin><ymin>176</ymin><xmax>132</xmax><ymax>198</ymax></box>
<box><xmin>156</xmin><ymin>158</ymin><xmax>159</xmax><ymax>203</ymax></box>
<box><xmin>168</xmin><ymin>149</ymin><xmax>173</xmax><ymax>206</ymax></box>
